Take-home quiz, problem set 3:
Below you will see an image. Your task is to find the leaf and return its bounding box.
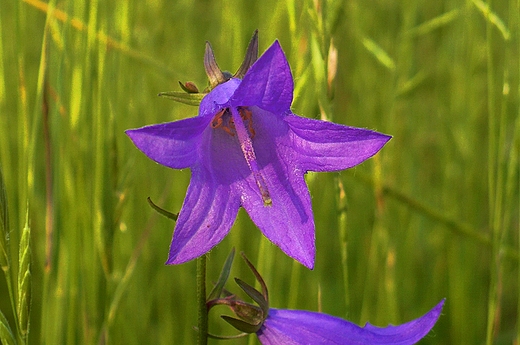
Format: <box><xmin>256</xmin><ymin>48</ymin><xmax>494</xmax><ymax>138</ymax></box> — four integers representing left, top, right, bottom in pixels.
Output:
<box><xmin>360</xmin><ymin>36</ymin><xmax>395</xmax><ymax>71</ymax></box>
<box><xmin>0</xmin><ymin>165</ymin><xmax>10</xmax><ymax>271</ymax></box>
<box><xmin>17</xmin><ymin>207</ymin><xmax>31</xmax><ymax>337</ymax></box>
<box><xmin>0</xmin><ymin>309</ymin><xmax>16</xmax><ymax>345</ymax></box>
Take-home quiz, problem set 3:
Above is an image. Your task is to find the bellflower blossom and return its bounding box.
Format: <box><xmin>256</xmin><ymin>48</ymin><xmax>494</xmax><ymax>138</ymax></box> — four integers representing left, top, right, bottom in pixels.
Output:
<box><xmin>126</xmin><ymin>35</ymin><xmax>391</xmax><ymax>269</ymax></box>
<box><xmin>212</xmin><ymin>251</ymin><xmax>445</xmax><ymax>345</ymax></box>
<box><xmin>257</xmin><ymin>301</ymin><xmax>445</xmax><ymax>345</ymax></box>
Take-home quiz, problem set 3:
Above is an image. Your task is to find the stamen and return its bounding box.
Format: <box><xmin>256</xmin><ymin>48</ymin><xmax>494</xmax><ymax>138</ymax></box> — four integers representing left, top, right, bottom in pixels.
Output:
<box><xmin>239</xmin><ymin>107</ymin><xmax>256</xmax><ymax>138</ymax></box>
<box><xmin>211</xmin><ymin>109</ymin><xmax>235</xmax><ymax>136</ymax></box>
<box><xmin>211</xmin><ymin>108</ymin><xmax>256</xmax><ymax>138</ymax></box>
<box><xmin>211</xmin><ymin>109</ymin><xmax>226</xmax><ymax>129</ymax></box>
<box><xmin>229</xmin><ymin>107</ymin><xmax>272</xmax><ymax>206</ymax></box>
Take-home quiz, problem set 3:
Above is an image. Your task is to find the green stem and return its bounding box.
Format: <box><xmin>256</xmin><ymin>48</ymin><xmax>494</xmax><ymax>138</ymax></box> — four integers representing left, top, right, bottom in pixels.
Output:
<box><xmin>484</xmin><ymin>0</ymin><xmax>498</xmax><ymax>344</ymax></box>
<box><xmin>197</xmin><ymin>255</ymin><xmax>208</xmax><ymax>345</ymax></box>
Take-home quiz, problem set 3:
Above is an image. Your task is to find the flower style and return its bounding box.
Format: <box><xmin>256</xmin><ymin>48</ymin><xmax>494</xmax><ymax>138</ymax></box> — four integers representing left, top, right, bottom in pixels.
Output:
<box><xmin>126</xmin><ymin>34</ymin><xmax>391</xmax><ymax>269</ymax></box>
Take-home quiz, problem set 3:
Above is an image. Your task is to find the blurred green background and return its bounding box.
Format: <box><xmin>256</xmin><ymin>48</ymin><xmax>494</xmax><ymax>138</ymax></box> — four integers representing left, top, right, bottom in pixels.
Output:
<box><xmin>0</xmin><ymin>0</ymin><xmax>518</xmax><ymax>344</ymax></box>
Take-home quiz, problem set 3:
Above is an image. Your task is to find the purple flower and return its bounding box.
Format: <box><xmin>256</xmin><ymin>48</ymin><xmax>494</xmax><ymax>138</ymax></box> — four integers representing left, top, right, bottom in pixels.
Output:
<box><xmin>214</xmin><ymin>252</ymin><xmax>444</xmax><ymax>345</ymax></box>
<box><xmin>257</xmin><ymin>300</ymin><xmax>445</xmax><ymax>345</ymax></box>
<box><xmin>126</xmin><ymin>38</ymin><xmax>391</xmax><ymax>269</ymax></box>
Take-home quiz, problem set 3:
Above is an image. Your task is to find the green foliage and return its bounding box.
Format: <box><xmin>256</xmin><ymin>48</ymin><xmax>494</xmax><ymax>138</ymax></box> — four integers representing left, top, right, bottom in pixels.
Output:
<box><xmin>0</xmin><ymin>309</ymin><xmax>16</xmax><ymax>345</ymax></box>
<box><xmin>0</xmin><ymin>0</ymin><xmax>518</xmax><ymax>344</ymax></box>
<box><xmin>17</xmin><ymin>211</ymin><xmax>31</xmax><ymax>339</ymax></box>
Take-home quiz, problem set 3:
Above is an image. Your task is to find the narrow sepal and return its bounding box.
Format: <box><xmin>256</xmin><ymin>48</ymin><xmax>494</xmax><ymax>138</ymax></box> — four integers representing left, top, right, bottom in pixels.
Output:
<box><xmin>205</xmin><ymin>41</ymin><xmax>227</xmax><ymax>89</ymax></box>
<box><xmin>234</xmin><ymin>30</ymin><xmax>259</xmax><ymax>79</ymax></box>
<box><xmin>207</xmin><ymin>248</ymin><xmax>236</xmax><ymax>301</ymax></box>
<box><xmin>240</xmin><ymin>252</ymin><xmax>268</xmax><ymax>304</ymax></box>
<box><xmin>147</xmin><ymin>197</ymin><xmax>178</xmax><ymax>221</ymax></box>
<box><xmin>235</xmin><ymin>278</ymin><xmax>268</xmax><ymax>315</ymax></box>
<box><xmin>158</xmin><ymin>91</ymin><xmax>204</xmax><ymax>106</ymax></box>
<box><xmin>221</xmin><ymin>315</ymin><xmax>262</xmax><ymax>334</ymax></box>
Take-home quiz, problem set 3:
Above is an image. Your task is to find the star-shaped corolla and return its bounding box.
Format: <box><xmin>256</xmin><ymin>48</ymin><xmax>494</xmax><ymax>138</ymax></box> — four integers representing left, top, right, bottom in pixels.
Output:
<box><xmin>257</xmin><ymin>300</ymin><xmax>445</xmax><ymax>345</ymax></box>
<box><xmin>126</xmin><ymin>39</ymin><xmax>391</xmax><ymax>269</ymax></box>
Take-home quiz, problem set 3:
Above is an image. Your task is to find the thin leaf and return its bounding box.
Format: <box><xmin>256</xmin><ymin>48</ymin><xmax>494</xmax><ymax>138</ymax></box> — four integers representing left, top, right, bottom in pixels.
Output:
<box><xmin>17</xmin><ymin>207</ymin><xmax>31</xmax><ymax>337</ymax></box>
<box><xmin>0</xmin><ymin>309</ymin><xmax>16</xmax><ymax>345</ymax></box>
<box><xmin>0</xmin><ymin>165</ymin><xmax>9</xmax><ymax>271</ymax></box>
<box><xmin>404</xmin><ymin>9</ymin><xmax>461</xmax><ymax>37</ymax></box>
<box><xmin>360</xmin><ymin>36</ymin><xmax>395</xmax><ymax>71</ymax></box>
<box><xmin>471</xmin><ymin>0</ymin><xmax>511</xmax><ymax>40</ymax></box>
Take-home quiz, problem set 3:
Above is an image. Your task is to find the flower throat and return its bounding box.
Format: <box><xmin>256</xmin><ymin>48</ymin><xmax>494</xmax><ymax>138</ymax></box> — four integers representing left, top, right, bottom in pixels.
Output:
<box><xmin>212</xmin><ymin>107</ymin><xmax>272</xmax><ymax>206</ymax></box>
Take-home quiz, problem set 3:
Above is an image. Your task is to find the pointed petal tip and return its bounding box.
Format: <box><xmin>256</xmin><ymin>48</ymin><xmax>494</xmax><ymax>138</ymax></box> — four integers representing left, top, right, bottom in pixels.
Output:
<box><xmin>435</xmin><ymin>298</ymin><xmax>446</xmax><ymax>311</ymax></box>
<box><xmin>292</xmin><ymin>251</ymin><xmax>315</xmax><ymax>270</ymax></box>
<box><xmin>304</xmin><ymin>261</ymin><xmax>315</xmax><ymax>270</ymax></box>
<box><xmin>165</xmin><ymin>250</ymin><xmax>192</xmax><ymax>266</ymax></box>
<box><xmin>125</xmin><ymin>128</ymin><xmax>140</xmax><ymax>141</ymax></box>
<box><xmin>300</xmin><ymin>250</ymin><xmax>315</xmax><ymax>270</ymax></box>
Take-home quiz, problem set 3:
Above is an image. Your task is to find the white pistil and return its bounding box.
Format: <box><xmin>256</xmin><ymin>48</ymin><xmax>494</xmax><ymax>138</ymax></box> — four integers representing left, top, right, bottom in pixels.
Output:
<box><xmin>229</xmin><ymin>107</ymin><xmax>272</xmax><ymax>206</ymax></box>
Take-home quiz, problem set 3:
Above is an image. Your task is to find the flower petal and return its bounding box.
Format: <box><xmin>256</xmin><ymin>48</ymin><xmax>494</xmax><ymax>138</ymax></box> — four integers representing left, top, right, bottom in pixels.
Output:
<box><xmin>167</xmin><ymin>163</ymin><xmax>241</xmax><ymax>264</ymax></box>
<box><xmin>235</xmin><ymin>108</ymin><xmax>315</xmax><ymax>269</ymax></box>
<box><xmin>239</xmin><ymin>164</ymin><xmax>315</xmax><ymax>269</ymax></box>
<box><xmin>126</xmin><ymin>116</ymin><xmax>211</xmax><ymax>169</ymax></box>
<box><xmin>257</xmin><ymin>299</ymin><xmax>445</xmax><ymax>345</ymax></box>
<box><xmin>232</xmin><ymin>40</ymin><xmax>293</xmax><ymax>114</ymax></box>
<box><xmin>199</xmin><ymin>78</ymin><xmax>241</xmax><ymax>117</ymax></box>
<box><xmin>286</xmin><ymin>114</ymin><xmax>392</xmax><ymax>172</ymax></box>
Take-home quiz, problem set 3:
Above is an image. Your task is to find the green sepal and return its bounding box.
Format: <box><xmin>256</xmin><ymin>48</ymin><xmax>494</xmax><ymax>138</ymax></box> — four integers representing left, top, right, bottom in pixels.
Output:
<box><xmin>221</xmin><ymin>315</ymin><xmax>262</xmax><ymax>334</ymax></box>
<box><xmin>146</xmin><ymin>197</ymin><xmax>178</xmax><ymax>221</ymax></box>
<box><xmin>207</xmin><ymin>248</ymin><xmax>235</xmax><ymax>301</ymax></box>
<box><xmin>0</xmin><ymin>309</ymin><xmax>16</xmax><ymax>345</ymax></box>
<box><xmin>204</xmin><ymin>41</ymin><xmax>227</xmax><ymax>89</ymax></box>
<box><xmin>233</xmin><ymin>30</ymin><xmax>259</xmax><ymax>79</ymax></box>
<box><xmin>206</xmin><ymin>331</ymin><xmax>248</xmax><ymax>340</ymax></box>
<box><xmin>240</xmin><ymin>252</ymin><xmax>268</xmax><ymax>304</ymax></box>
<box><xmin>234</xmin><ymin>278</ymin><xmax>268</xmax><ymax>315</ymax></box>
<box><xmin>158</xmin><ymin>91</ymin><xmax>205</xmax><ymax>106</ymax></box>
<box><xmin>230</xmin><ymin>300</ymin><xmax>264</xmax><ymax>325</ymax></box>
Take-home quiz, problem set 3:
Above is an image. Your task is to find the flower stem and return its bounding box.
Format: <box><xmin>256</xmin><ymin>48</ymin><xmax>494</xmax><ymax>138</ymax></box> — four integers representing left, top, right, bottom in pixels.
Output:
<box><xmin>197</xmin><ymin>255</ymin><xmax>208</xmax><ymax>345</ymax></box>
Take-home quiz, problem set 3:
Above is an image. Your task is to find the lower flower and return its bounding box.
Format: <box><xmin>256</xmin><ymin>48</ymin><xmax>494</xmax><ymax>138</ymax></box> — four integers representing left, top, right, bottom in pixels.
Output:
<box><xmin>209</xmin><ymin>251</ymin><xmax>444</xmax><ymax>345</ymax></box>
<box><xmin>257</xmin><ymin>300</ymin><xmax>445</xmax><ymax>345</ymax></box>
